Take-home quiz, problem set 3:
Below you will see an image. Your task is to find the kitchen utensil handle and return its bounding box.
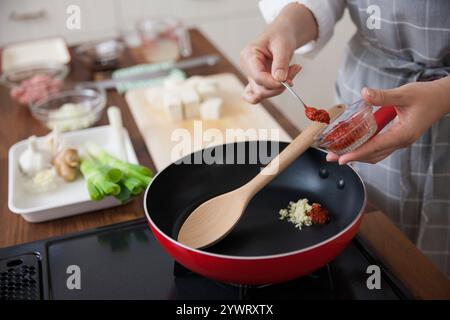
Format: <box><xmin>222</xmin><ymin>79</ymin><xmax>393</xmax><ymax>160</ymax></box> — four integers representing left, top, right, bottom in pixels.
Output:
<box><xmin>244</xmin><ymin>104</ymin><xmax>346</xmax><ymax>198</ymax></box>
<box><xmin>77</xmin><ymin>55</ymin><xmax>220</xmax><ymax>90</ymax></box>
<box><xmin>174</xmin><ymin>54</ymin><xmax>220</xmax><ymax>69</ymax></box>
<box><xmin>10</xmin><ymin>9</ymin><xmax>47</xmax><ymax>21</ymax></box>
<box><xmin>373</xmin><ymin>106</ymin><xmax>397</xmax><ymax>135</ymax></box>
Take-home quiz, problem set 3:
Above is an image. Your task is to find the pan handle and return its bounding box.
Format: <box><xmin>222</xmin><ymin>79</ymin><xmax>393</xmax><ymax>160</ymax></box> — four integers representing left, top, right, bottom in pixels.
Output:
<box><xmin>373</xmin><ymin>106</ymin><xmax>397</xmax><ymax>136</ymax></box>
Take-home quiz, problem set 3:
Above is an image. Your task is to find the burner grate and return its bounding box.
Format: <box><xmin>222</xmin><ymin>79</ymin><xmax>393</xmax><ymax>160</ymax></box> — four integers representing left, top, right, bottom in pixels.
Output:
<box><xmin>0</xmin><ymin>254</ymin><xmax>41</xmax><ymax>300</ymax></box>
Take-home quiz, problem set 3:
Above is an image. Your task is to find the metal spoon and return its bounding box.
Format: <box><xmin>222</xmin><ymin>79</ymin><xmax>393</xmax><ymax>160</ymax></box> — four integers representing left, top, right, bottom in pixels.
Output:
<box><xmin>281</xmin><ymin>81</ymin><xmax>331</xmax><ymax>124</ymax></box>
<box><xmin>280</xmin><ymin>81</ymin><xmax>308</xmax><ymax>109</ymax></box>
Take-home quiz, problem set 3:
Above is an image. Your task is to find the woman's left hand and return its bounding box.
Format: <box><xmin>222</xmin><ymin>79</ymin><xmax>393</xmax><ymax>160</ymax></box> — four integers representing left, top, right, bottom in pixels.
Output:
<box><xmin>327</xmin><ymin>76</ymin><xmax>450</xmax><ymax>165</ymax></box>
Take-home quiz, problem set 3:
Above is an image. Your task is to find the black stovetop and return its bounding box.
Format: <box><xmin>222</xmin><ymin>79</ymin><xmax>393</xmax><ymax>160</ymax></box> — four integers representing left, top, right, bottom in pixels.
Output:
<box><xmin>0</xmin><ymin>218</ymin><xmax>410</xmax><ymax>300</ymax></box>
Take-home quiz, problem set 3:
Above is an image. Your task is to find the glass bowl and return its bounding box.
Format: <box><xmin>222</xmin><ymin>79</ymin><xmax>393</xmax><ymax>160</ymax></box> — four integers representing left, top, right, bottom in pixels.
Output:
<box><xmin>0</xmin><ymin>62</ymin><xmax>69</xmax><ymax>105</ymax></box>
<box><xmin>317</xmin><ymin>100</ymin><xmax>377</xmax><ymax>155</ymax></box>
<box><xmin>29</xmin><ymin>86</ymin><xmax>106</xmax><ymax>132</ymax></box>
<box><xmin>75</xmin><ymin>39</ymin><xmax>125</xmax><ymax>71</ymax></box>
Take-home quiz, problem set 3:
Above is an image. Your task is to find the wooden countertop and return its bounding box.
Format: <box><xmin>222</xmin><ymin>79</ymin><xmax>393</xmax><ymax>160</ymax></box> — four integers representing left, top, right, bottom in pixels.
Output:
<box><xmin>0</xmin><ymin>29</ymin><xmax>449</xmax><ymax>299</ymax></box>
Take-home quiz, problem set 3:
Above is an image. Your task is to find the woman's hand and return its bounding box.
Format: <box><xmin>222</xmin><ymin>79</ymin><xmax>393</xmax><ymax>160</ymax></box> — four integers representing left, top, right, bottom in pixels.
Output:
<box><xmin>240</xmin><ymin>35</ymin><xmax>301</xmax><ymax>104</ymax></box>
<box><xmin>240</xmin><ymin>3</ymin><xmax>318</xmax><ymax>104</ymax></box>
<box><xmin>327</xmin><ymin>77</ymin><xmax>450</xmax><ymax>165</ymax></box>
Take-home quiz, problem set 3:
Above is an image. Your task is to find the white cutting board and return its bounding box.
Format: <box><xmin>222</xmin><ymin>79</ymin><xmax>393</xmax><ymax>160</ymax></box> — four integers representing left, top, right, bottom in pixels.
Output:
<box><xmin>125</xmin><ymin>73</ymin><xmax>291</xmax><ymax>171</ymax></box>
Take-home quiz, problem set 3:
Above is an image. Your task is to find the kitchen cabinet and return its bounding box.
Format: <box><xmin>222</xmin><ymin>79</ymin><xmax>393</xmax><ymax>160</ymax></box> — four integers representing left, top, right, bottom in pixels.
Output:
<box><xmin>0</xmin><ymin>0</ymin><xmax>61</xmax><ymax>45</ymax></box>
<box><xmin>59</xmin><ymin>0</ymin><xmax>117</xmax><ymax>44</ymax></box>
<box><xmin>115</xmin><ymin>0</ymin><xmax>260</xmax><ymax>22</ymax></box>
<box><xmin>0</xmin><ymin>0</ymin><xmax>116</xmax><ymax>46</ymax></box>
<box><xmin>0</xmin><ymin>0</ymin><xmax>261</xmax><ymax>47</ymax></box>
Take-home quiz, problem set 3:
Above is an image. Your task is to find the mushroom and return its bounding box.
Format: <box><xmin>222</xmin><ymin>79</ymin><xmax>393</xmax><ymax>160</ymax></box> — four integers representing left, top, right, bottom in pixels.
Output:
<box><xmin>53</xmin><ymin>148</ymin><xmax>80</xmax><ymax>182</ymax></box>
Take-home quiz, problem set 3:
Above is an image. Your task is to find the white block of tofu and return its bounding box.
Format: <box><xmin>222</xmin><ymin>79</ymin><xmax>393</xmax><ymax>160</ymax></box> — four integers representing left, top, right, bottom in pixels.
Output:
<box><xmin>185</xmin><ymin>76</ymin><xmax>204</xmax><ymax>87</ymax></box>
<box><xmin>179</xmin><ymin>84</ymin><xmax>200</xmax><ymax>119</ymax></box>
<box><xmin>200</xmin><ymin>97</ymin><xmax>223</xmax><ymax>120</ymax></box>
<box><xmin>163</xmin><ymin>77</ymin><xmax>185</xmax><ymax>91</ymax></box>
<box><xmin>163</xmin><ymin>90</ymin><xmax>184</xmax><ymax>121</ymax></box>
<box><xmin>196</xmin><ymin>81</ymin><xmax>218</xmax><ymax>100</ymax></box>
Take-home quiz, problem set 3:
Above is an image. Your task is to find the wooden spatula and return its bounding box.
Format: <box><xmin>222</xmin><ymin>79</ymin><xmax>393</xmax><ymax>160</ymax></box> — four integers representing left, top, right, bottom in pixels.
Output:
<box><xmin>177</xmin><ymin>104</ymin><xmax>346</xmax><ymax>249</ymax></box>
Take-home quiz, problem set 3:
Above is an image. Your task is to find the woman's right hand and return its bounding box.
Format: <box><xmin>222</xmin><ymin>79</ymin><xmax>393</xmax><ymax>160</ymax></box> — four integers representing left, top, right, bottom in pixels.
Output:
<box><xmin>240</xmin><ymin>3</ymin><xmax>318</xmax><ymax>104</ymax></box>
<box><xmin>240</xmin><ymin>30</ymin><xmax>301</xmax><ymax>104</ymax></box>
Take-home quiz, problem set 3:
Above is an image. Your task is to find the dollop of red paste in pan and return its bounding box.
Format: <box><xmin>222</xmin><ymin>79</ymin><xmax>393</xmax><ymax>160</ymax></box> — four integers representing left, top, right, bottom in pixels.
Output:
<box><xmin>307</xmin><ymin>203</ymin><xmax>330</xmax><ymax>225</ymax></box>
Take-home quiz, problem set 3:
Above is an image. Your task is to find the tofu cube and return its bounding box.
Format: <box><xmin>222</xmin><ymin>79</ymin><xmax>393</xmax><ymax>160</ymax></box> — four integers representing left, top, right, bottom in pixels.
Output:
<box><xmin>196</xmin><ymin>81</ymin><xmax>218</xmax><ymax>100</ymax></box>
<box><xmin>163</xmin><ymin>90</ymin><xmax>183</xmax><ymax>121</ymax></box>
<box><xmin>185</xmin><ymin>76</ymin><xmax>204</xmax><ymax>87</ymax></box>
<box><xmin>200</xmin><ymin>97</ymin><xmax>223</xmax><ymax>120</ymax></box>
<box><xmin>163</xmin><ymin>77</ymin><xmax>184</xmax><ymax>91</ymax></box>
<box><xmin>179</xmin><ymin>85</ymin><xmax>200</xmax><ymax>119</ymax></box>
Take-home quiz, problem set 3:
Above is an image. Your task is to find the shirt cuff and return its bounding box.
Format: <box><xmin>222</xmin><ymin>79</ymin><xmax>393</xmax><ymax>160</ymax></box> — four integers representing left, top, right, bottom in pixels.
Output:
<box><xmin>259</xmin><ymin>0</ymin><xmax>343</xmax><ymax>57</ymax></box>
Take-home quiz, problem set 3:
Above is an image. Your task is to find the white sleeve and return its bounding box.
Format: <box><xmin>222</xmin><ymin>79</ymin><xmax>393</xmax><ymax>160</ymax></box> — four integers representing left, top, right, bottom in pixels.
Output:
<box><xmin>259</xmin><ymin>0</ymin><xmax>346</xmax><ymax>56</ymax></box>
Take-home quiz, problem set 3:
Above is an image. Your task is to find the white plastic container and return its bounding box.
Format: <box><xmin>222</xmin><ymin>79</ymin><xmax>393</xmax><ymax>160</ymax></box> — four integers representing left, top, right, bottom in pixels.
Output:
<box><xmin>2</xmin><ymin>37</ymin><xmax>70</xmax><ymax>72</ymax></box>
<box><xmin>8</xmin><ymin>126</ymin><xmax>139</xmax><ymax>223</ymax></box>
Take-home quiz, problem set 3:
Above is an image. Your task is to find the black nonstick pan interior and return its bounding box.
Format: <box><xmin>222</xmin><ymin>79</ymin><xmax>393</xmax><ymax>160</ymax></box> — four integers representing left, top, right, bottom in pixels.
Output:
<box><xmin>145</xmin><ymin>141</ymin><xmax>365</xmax><ymax>256</ymax></box>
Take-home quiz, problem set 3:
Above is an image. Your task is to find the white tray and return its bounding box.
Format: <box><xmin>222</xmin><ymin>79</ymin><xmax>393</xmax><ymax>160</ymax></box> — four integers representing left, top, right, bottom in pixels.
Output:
<box><xmin>2</xmin><ymin>37</ymin><xmax>70</xmax><ymax>72</ymax></box>
<box><xmin>8</xmin><ymin>126</ymin><xmax>139</xmax><ymax>223</ymax></box>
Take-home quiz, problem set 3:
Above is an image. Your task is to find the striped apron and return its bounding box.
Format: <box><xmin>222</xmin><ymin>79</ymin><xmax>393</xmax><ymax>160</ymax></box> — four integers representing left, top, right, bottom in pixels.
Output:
<box><xmin>337</xmin><ymin>0</ymin><xmax>450</xmax><ymax>276</ymax></box>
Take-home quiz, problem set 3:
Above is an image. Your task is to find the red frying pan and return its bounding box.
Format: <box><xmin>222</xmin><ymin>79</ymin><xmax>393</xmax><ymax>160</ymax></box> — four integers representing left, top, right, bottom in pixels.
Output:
<box><xmin>144</xmin><ymin>107</ymin><xmax>397</xmax><ymax>285</ymax></box>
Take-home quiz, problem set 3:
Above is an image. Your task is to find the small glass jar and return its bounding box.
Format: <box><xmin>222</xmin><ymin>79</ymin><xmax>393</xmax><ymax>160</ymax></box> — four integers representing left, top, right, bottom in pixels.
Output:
<box><xmin>136</xmin><ymin>17</ymin><xmax>190</xmax><ymax>63</ymax></box>
<box><xmin>317</xmin><ymin>100</ymin><xmax>377</xmax><ymax>155</ymax></box>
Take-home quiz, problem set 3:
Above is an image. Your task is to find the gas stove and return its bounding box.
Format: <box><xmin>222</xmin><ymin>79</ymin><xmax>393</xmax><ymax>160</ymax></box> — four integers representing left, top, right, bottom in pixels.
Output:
<box><xmin>0</xmin><ymin>218</ymin><xmax>410</xmax><ymax>300</ymax></box>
